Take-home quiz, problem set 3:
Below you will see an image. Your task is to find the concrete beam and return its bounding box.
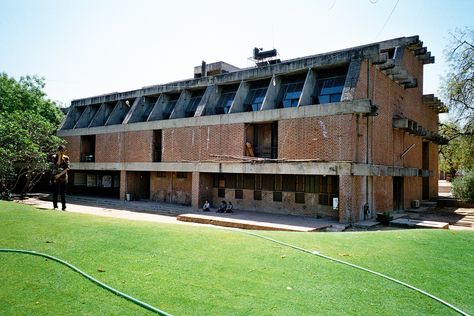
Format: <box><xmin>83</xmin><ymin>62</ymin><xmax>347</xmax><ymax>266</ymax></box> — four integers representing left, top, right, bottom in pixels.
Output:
<box><xmin>58</xmin><ymin>99</ymin><xmax>373</xmax><ymax>137</ymax></box>
<box><xmin>69</xmin><ymin>161</ymin><xmax>423</xmax><ymax>177</ymax></box>
<box><xmin>261</xmin><ymin>75</ymin><xmax>281</xmax><ymax>110</ymax></box>
<box><xmin>299</xmin><ymin>68</ymin><xmax>317</xmax><ymax>106</ymax></box>
<box><xmin>229</xmin><ymin>81</ymin><xmax>250</xmax><ymax>114</ymax></box>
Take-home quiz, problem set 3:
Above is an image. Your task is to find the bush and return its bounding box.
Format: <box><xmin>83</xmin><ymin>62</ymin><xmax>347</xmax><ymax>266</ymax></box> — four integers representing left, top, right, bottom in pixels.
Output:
<box><xmin>452</xmin><ymin>171</ymin><xmax>474</xmax><ymax>202</ymax></box>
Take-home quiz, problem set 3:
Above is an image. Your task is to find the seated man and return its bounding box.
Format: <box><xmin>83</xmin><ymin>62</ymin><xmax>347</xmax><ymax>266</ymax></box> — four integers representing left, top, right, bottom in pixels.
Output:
<box><xmin>202</xmin><ymin>200</ymin><xmax>210</xmax><ymax>212</ymax></box>
<box><xmin>217</xmin><ymin>200</ymin><xmax>227</xmax><ymax>213</ymax></box>
<box><xmin>225</xmin><ymin>201</ymin><xmax>233</xmax><ymax>213</ymax></box>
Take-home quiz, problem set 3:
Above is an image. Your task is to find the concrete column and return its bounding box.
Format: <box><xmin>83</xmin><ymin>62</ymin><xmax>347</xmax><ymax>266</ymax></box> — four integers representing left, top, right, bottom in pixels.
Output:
<box><xmin>229</xmin><ymin>81</ymin><xmax>250</xmax><ymax>113</ymax></box>
<box><xmin>261</xmin><ymin>74</ymin><xmax>281</xmax><ymax>110</ymax></box>
<box><xmin>194</xmin><ymin>84</ymin><xmax>217</xmax><ymax>116</ymax></box>
<box><xmin>299</xmin><ymin>69</ymin><xmax>316</xmax><ymax>106</ymax></box>
<box><xmin>169</xmin><ymin>90</ymin><xmax>190</xmax><ymax>119</ymax></box>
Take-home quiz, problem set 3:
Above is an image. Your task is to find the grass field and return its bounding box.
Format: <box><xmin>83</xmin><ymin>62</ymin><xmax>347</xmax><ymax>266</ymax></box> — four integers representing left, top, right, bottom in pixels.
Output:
<box><xmin>1</xmin><ymin>201</ymin><xmax>473</xmax><ymax>315</ymax></box>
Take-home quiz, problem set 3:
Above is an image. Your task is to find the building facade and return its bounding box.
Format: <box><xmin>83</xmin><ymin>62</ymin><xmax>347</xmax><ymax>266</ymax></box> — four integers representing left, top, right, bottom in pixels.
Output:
<box><xmin>58</xmin><ymin>36</ymin><xmax>447</xmax><ymax>223</ymax></box>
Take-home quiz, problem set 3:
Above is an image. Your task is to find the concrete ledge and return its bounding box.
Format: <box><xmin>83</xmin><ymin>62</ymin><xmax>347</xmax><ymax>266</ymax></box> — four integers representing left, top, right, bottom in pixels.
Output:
<box><xmin>390</xmin><ymin>218</ymin><xmax>449</xmax><ymax>229</ymax></box>
<box><xmin>177</xmin><ymin>213</ymin><xmax>329</xmax><ymax>232</ymax></box>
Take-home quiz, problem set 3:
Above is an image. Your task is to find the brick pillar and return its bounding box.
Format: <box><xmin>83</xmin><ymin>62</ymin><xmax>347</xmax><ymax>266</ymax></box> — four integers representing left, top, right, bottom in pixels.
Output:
<box><xmin>191</xmin><ymin>172</ymin><xmax>214</xmax><ymax>208</ymax></box>
<box><xmin>119</xmin><ymin>170</ymin><xmax>126</xmax><ymax>200</ymax></box>
<box><xmin>338</xmin><ymin>175</ymin><xmax>365</xmax><ymax>224</ymax></box>
<box><xmin>191</xmin><ymin>172</ymin><xmax>200</xmax><ymax>208</ymax></box>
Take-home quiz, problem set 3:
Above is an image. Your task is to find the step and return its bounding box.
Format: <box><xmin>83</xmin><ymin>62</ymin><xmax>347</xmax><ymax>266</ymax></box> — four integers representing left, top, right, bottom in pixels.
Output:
<box><xmin>390</xmin><ymin>218</ymin><xmax>449</xmax><ymax>229</ymax></box>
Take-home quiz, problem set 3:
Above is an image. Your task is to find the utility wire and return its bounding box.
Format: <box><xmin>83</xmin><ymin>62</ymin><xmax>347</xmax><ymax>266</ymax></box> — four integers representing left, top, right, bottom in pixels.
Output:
<box><xmin>375</xmin><ymin>0</ymin><xmax>400</xmax><ymax>39</ymax></box>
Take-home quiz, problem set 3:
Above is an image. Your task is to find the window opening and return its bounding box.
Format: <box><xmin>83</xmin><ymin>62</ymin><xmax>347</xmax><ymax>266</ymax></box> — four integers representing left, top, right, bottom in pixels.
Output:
<box><xmin>244</xmin><ymin>80</ymin><xmax>269</xmax><ymax>112</ymax></box>
<box><xmin>316</xmin><ymin>67</ymin><xmax>348</xmax><ymax>104</ymax></box>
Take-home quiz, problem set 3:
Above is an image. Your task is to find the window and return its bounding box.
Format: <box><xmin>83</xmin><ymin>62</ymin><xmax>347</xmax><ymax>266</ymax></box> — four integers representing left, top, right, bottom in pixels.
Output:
<box><xmin>243</xmin><ymin>174</ymin><xmax>255</xmax><ymax>190</ymax></box>
<box><xmin>235</xmin><ymin>189</ymin><xmax>243</xmax><ymax>199</ymax></box>
<box><xmin>185</xmin><ymin>95</ymin><xmax>202</xmax><ymax>117</ymax></box>
<box><xmin>244</xmin><ymin>80</ymin><xmax>269</xmax><ymax>112</ymax></box>
<box><xmin>278</xmin><ymin>75</ymin><xmax>305</xmax><ymax>108</ymax></box>
<box><xmin>282</xmin><ymin>175</ymin><xmax>295</xmax><ymax>192</ymax></box>
<box><xmin>295</xmin><ymin>192</ymin><xmax>305</xmax><ymax>204</ymax></box>
<box><xmin>156</xmin><ymin>172</ymin><xmax>166</xmax><ymax>178</ymax></box>
<box><xmin>317</xmin><ymin>76</ymin><xmax>346</xmax><ymax>104</ymax></box>
<box><xmin>254</xmin><ymin>190</ymin><xmax>262</xmax><ymax>200</ymax></box>
<box><xmin>216</xmin><ymin>86</ymin><xmax>238</xmax><ymax>114</ymax></box>
<box><xmin>218</xmin><ymin>188</ymin><xmax>225</xmax><ymax>198</ymax></box>
<box><xmin>316</xmin><ymin>67</ymin><xmax>348</xmax><ymax>104</ymax></box>
<box><xmin>163</xmin><ymin>98</ymin><xmax>178</xmax><ymax>119</ymax></box>
<box><xmin>245</xmin><ymin>87</ymin><xmax>266</xmax><ymax>112</ymax></box>
<box><xmin>273</xmin><ymin>191</ymin><xmax>282</xmax><ymax>202</ymax></box>
<box><xmin>177</xmin><ymin>172</ymin><xmax>187</xmax><ymax>179</ymax></box>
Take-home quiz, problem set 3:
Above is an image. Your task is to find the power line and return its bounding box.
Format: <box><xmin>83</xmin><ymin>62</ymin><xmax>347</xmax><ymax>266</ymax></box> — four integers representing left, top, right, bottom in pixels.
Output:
<box><xmin>375</xmin><ymin>0</ymin><xmax>400</xmax><ymax>39</ymax></box>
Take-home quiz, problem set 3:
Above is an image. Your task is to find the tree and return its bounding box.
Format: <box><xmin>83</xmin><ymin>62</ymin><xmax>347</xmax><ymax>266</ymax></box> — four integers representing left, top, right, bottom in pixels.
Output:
<box><xmin>439</xmin><ymin>28</ymin><xmax>474</xmax><ymax>178</ymax></box>
<box><xmin>443</xmin><ymin>27</ymin><xmax>474</xmax><ymax>135</ymax></box>
<box><xmin>0</xmin><ymin>73</ymin><xmax>64</xmax><ymax>199</ymax></box>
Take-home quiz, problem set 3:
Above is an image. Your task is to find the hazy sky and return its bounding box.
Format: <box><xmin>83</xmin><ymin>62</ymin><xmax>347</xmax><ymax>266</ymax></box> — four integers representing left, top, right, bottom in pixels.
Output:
<box><xmin>1</xmin><ymin>0</ymin><xmax>473</xmax><ymax>107</ymax></box>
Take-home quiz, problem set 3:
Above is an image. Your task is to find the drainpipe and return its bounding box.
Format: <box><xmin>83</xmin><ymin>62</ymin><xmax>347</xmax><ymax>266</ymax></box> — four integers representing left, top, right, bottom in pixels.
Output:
<box><xmin>365</xmin><ymin>59</ymin><xmax>371</xmax><ymax>220</ymax></box>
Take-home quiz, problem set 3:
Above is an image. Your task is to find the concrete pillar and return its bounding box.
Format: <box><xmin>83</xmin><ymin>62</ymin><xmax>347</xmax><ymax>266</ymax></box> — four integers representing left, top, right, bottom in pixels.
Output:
<box><xmin>194</xmin><ymin>84</ymin><xmax>217</xmax><ymax>116</ymax></box>
<box><xmin>299</xmin><ymin>68</ymin><xmax>316</xmax><ymax>106</ymax></box>
<box><xmin>230</xmin><ymin>81</ymin><xmax>250</xmax><ymax>113</ymax></box>
<box><xmin>261</xmin><ymin>74</ymin><xmax>281</xmax><ymax>110</ymax></box>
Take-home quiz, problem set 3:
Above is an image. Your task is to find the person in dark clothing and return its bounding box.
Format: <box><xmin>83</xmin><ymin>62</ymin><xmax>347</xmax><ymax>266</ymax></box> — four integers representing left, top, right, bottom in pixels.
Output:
<box><xmin>217</xmin><ymin>200</ymin><xmax>227</xmax><ymax>213</ymax></box>
<box><xmin>50</xmin><ymin>145</ymin><xmax>70</xmax><ymax>211</ymax></box>
<box><xmin>225</xmin><ymin>201</ymin><xmax>233</xmax><ymax>213</ymax></box>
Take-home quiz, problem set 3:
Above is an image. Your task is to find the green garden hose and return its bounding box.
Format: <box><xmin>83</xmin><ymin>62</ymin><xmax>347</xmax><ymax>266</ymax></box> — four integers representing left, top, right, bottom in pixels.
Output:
<box><xmin>239</xmin><ymin>230</ymin><xmax>470</xmax><ymax>316</ymax></box>
<box><xmin>0</xmin><ymin>248</ymin><xmax>172</xmax><ymax>316</ymax></box>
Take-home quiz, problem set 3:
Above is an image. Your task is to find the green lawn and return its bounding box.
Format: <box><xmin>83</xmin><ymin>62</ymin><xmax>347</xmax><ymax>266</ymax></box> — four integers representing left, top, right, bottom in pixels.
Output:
<box><xmin>1</xmin><ymin>201</ymin><xmax>473</xmax><ymax>315</ymax></box>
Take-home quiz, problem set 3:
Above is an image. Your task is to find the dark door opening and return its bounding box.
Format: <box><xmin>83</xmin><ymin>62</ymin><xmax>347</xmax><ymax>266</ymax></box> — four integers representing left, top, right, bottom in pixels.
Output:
<box><xmin>153</xmin><ymin>130</ymin><xmax>162</xmax><ymax>162</ymax></box>
<box><xmin>246</xmin><ymin>122</ymin><xmax>278</xmax><ymax>159</ymax></box>
<box><xmin>393</xmin><ymin>176</ymin><xmax>404</xmax><ymax>211</ymax></box>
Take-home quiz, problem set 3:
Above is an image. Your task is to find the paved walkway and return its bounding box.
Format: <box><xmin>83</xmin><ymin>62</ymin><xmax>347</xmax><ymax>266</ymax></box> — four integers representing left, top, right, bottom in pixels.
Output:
<box><xmin>18</xmin><ymin>194</ymin><xmax>341</xmax><ymax>232</ymax></box>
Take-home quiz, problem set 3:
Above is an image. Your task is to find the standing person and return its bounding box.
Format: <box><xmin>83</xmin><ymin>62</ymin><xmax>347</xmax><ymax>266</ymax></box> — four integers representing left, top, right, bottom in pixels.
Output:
<box><xmin>50</xmin><ymin>145</ymin><xmax>70</xmax><ymax>211</ymax></box>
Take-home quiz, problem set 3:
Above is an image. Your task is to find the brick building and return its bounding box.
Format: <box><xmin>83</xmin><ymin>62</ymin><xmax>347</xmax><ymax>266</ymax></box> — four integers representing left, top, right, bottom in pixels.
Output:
<box><xmin>58</xmin><ymin>36</ymin><xmax>447</xmax><ymax>223</ymax></box>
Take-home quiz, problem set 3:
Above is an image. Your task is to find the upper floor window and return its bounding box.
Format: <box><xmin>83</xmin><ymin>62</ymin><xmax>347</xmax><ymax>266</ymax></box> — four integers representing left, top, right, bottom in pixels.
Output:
<box><xmin>185</xmin><ymin>91</ymin><xmax>204</xmax><ymax>117</ymax></box>
<box><xmin>244</xmin><ymin>80</ymin><xmax>269</xmax><ymax>112</ymax></box>
<box><xmin>216</xmin><ymin>85</ymin><xmax>238</xmax><ymax>114</ymax></box>
<box><xmin>278</xmin><ymin>75</ymin><xmax>305</xmax><ymax>108</ymax></box>
<box><xmin>316</xmin><ymin>66</ymin><xmax>348</xmax><ymax>104</ymax></box>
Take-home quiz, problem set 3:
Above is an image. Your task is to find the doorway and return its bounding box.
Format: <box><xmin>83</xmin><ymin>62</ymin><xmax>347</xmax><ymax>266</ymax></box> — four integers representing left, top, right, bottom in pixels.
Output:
<box><xmin>393</xmin><ymin>176</ymin><xmax>404</xmax><ymax>211</ymax></box>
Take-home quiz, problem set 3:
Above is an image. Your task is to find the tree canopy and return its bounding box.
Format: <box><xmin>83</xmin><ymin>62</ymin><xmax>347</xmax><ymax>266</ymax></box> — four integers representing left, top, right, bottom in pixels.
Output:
<box><xmin>0</xmin><ymin>73</ymin><xmax>64</xmax><ymax>198</ymax></box>
<box><xmin>439</xmin><ymin>28</ymin><xmax>474</xmax><ymax>177</ymax></box>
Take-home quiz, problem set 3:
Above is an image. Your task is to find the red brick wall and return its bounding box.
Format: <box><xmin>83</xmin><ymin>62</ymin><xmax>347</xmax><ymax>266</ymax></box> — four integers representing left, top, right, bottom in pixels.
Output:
<box><xmin>123</xmin><ymin>130</ymin><xmax>153</xmax><ymax>162</ymax></box>
<box><xmin>96</xmin><ymin>133</ymin><xmax>123</xmax><ymax>163</ymax></box>
<box><xmin>62</xmin><ymin>136</ymin><xmax>80</xmax><ymax>162</ymax></box>
<box><xmin>278</xmin><ymin>116</ymin><xmax>357</xmax><ymax>161</ymax></box>
<box><xmin>373</xmin><ymin>176</ymin><xmax>392</xmax><ymax>212</ymax></box>
<box><xmin>162</xmin><ymin>124</ymin><xmax>245</xmax><ymax>162</ymax></box>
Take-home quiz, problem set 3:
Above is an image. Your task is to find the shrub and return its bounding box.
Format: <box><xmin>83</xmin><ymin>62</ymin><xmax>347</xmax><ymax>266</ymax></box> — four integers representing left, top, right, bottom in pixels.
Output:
<box><xmin>452</xmin><ymin>171</ymin><xmax>474</xmax><ymax>202</ymax></box>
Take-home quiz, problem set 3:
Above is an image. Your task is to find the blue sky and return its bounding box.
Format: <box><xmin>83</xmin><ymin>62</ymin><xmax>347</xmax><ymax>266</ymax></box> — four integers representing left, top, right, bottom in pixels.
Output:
<box><xmin>0</xmin><ymin>0</ymin><xmax>473</xmax><ymax>108</ymax></box>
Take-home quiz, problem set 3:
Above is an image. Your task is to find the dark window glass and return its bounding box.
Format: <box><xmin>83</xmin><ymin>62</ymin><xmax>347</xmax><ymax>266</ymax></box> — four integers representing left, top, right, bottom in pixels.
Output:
<box><xmin>218</xmin><ymin>188</ymin><xmax>225</xmax><ymax>198</ymax></box>
<box><xmin>255</xmin><ymin>175</ymin><xmax>262</xmax><ymax>190</ymax></box>
<box><xmin>321</xmin><ymin>176</ymin><xmax>328</xmax><ymax>193</ymax></box>
<box><xmin>254</xmin><ymin>190</ymin><xmax>262</xmax><ymax>200</ymax></box>
<box><xmin>295</xmin><ymin>192</ymin><xmax>305</xmax><ymax>204</ymax></box>
<box><xmin>243</xmin><ymin>174</ymin><xmax>255</xmax><ymax>190</ymax></box>
<box><xmin>185</xmin><ymin>96</ymin><xmax>202</xmax><ymax>117</ymax></box>
<box><xmin>156</xmin><ymin>172</ymin><xmax>166</xmax><ymax>178</ymax></box>
<box><xmin>273</xmin><ymin>191</ymin><xmax>282</xmax><ymax>202</ymax></box>
<box><xmin>305</xmin><ymin>175</ymin><xmax>316</xmax><ymax>193</ymax></box>
<box><xmin>245</xmin><ymin>87</ymin><xmax>267</xmax><ymax>112</ymax></box>
<box><xmin>262</xmin><ymin>175</ymin><xmax>274</xmax><ymax>191</ymax></box>
<box><xmin>280</xmin><ymin>81</ymin><xmax>304</xmax><ymax>108</ymax></box>
<box><xmin>235</xmin><ymin>189</ymin><xmax>243</xmax><ymax>199</ymax></box>
<box><xmin>274</xmin><ymin>175</ymin><xmax>282</xmax><ymax>191</ymax></box>
<box><xmin>235</xmin><ymin>174</ymin><xmax>243</xmax><ymax>189</ymax></box>
<box><xmin>177</xmin><ymin>172</ymin><xmax>187</xmax><ymax>179</ymax></box>
<box><xmin>216</xmin><ymin>91</ymin><xmax>237</xmax><ymax>114</ymax></box>
<box><xmin>319</xmin><ymin>194</ymin><xmax>329</xmax><ymax>205</ymax></box>
<box><xmin>282</xmin><ymin>175</ymin><xmax>296</xmax><ymax>192</ymax></box>
<box><xmin>226</xmin><ymin>174</ymin><xmax>236</xmax><ymax>189</ymax></box>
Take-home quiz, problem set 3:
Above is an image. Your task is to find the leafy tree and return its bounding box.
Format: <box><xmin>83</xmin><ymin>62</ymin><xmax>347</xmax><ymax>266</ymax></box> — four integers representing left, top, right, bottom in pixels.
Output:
<box><xmin>443</xmin><ymin>27</ymin><xmax>474</xmax><ymax>135</ymax></box>
<box><xmin>439</xmin><ymin>28</ymin><xmax>474</xmax><ymax>182</ymax></box>
<box><xmin>0</xmin><ymin>73</ymin><xmax>64</xmax><ymax>199</ymax></box>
